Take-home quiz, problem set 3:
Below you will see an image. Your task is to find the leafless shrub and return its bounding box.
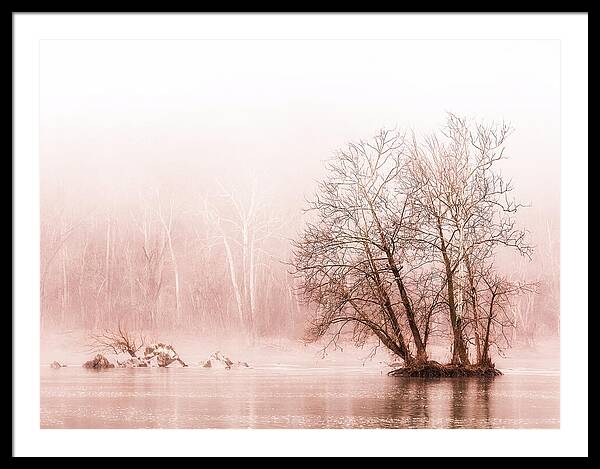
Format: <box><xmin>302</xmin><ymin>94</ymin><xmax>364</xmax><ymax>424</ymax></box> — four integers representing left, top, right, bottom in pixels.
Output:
<box><xmin>87</xmin><ymin>323</ymin><xmax>147</xmax><ymax>358</ymax></box>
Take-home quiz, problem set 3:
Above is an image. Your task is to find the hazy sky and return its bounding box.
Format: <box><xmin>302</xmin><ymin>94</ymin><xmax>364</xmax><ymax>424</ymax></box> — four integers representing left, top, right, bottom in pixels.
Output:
<box><xmin>40</xmin><ymin>39</ymin><xmax>560</xmax><ymax>223</ymax></box>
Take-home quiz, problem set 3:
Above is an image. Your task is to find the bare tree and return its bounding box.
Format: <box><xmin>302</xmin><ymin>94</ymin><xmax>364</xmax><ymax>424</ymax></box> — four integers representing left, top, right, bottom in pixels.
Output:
<box><xmin>41</xmin><ymin>178</ymin><xmax>303</xmax><ymax>336</ymax></box>
<box><xmin>476</xmin><ymin>270</ymin><xmax>537</xmax><ymax>367</ymax></box>
<box><xmin>40</xmin><ymin>194</ymin><xmax>87</xmax><ymax>328</ymax></box>
<box><xmin>293</xmin><ymin>115</ymin><xmax>535</xmax><ymax>372</ymax></box>
<box><xmin>404</xmin><ymin>114</ymin><xmax>532</xmax><ymax>365</ymax></box>
<box><xmin>292</xmin><ymin>130</ymin><xmax>427</xmax><ymax>364</ymax></box>
<box><xmin>510</xmin><ymin>255</ymin><xmax>540</xmax><ymax>346</ymax></box>
<box><xmin>130</xmin><ymin>193</ymin><xmax>167</xmax><ymax>330</ymax></box>
<box><xmin>157</xmin><ymin>190</ymin><xmax>182</xmax><ymax>326</ymax></box>
<box><xmin>204</xmin><ymin>181</ymin><xmax>283</xmax><ymax>340</ymax></box>
<box><xmin>88</xmin><ymin>323</ymin><xmax>147</xmax><ymax>358</ymax></box>
<box><xmin>537</xmin><ymin>217</ymin><xmax>560</xmax><ymax>335</ymax></box>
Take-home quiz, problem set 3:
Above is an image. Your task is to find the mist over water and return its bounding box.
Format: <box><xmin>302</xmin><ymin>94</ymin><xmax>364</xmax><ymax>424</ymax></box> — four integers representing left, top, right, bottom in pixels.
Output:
<box><xmin>40</xmin><ymin>39</ymin><xmax>560</xmax><ymax>429</ymax></box>
<box><xmin>41</xmin><ymin>336</ymin><xmax>558</xmax><ymax>429</ymax></box>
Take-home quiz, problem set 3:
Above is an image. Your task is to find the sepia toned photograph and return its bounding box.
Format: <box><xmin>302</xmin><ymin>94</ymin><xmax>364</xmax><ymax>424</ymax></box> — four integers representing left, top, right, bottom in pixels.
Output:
<box><xmin>13</xmin><ymin>12</ymin><xmax>587</xmax><ymax>457</ymax></box>
<box><xmin>39</xmin><ymin>37</ymin><xmax>560</xmax><ymax>430</ymax></box>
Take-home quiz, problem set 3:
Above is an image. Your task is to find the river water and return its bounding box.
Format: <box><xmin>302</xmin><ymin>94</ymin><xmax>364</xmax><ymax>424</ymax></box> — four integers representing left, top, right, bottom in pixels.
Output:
<box><xmin>40</xmin><ymin>364</ymin><xmax>559</xmax><ymax>429</ymax></box>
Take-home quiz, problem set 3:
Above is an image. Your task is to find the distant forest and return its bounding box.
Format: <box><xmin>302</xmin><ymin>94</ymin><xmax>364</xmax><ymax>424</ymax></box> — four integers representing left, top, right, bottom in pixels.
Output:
<box><xmin>41</xmin><ymin>118</ymin><xmax>559</xmax><ymax>351</ymax></box>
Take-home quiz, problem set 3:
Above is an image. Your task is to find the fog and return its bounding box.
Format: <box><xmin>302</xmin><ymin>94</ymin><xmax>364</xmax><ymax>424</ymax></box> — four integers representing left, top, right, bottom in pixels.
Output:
<box><xmin>40</xmin><ymin>39</ymin><xmax>560</xmax><ymax>353</ymax></box>
<box><xmin>41</xmin><ymin>39</ymin><xmax>559</xmax><ymax>208</ymax></box>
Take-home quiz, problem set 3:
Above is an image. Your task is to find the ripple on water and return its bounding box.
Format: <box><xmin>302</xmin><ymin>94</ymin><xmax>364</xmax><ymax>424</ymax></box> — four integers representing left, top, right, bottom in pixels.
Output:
<box><xmin>40</xmin><ymin>368</ymin><xmax>559</xmax><ymax>429</ymax></box>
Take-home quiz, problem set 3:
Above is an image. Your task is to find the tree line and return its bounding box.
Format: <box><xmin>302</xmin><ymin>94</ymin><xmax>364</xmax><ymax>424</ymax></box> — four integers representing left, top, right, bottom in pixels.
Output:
<box><xmin>40</xmin><ymin>181</ymin><xmax>305</xmax><ymax>339</ymax></box>
<box><xmin>41</xmin><ymin>114</ymin><xmax>559</xmax><ymax>355</ymax></box>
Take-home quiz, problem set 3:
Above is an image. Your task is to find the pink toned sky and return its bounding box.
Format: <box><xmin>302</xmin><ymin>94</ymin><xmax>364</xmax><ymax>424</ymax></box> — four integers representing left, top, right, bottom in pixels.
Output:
<box><xmin>40</xmin><ymin>39</ymin><xmax>560</xmax><ymax>238</ymax></box>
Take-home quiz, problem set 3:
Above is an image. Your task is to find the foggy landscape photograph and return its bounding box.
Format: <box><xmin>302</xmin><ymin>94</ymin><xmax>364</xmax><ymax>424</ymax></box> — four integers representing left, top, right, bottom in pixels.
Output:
<box><xmin>13</xmin><ymin>12</ymin><xmax>588</xmax><ymax>458</ymax></box>
<box><xmin>39</xmin><ymin>37</ymin><xmax>561</xmax><ymax>431</ymax></box>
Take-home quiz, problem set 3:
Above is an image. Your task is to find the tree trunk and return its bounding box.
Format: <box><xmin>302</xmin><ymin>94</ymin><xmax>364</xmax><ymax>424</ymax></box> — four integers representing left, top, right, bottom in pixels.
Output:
<box><xmin>465</xmin><ymin>256</ymin><xmax>482</xmax><ymax>363</ymax></box>
<box><xmin>241</xmin><ymin>223</ymin><xmax>249</xmax><ymax>326</ymax></box>
<box><xmin>387</xmin><ymin>256</ymin><xmax>427</xmax><ymax>362</ymax></box>
<box><xmin>105</xmin><ymin>216</ymin><xmax>111</xmax><ymax>321</ymax></box>
<box><xmin>437</xmin><ymin>220</ymin><xmax>470</xmax><ymax>365</ymax></box>
<box><xmin>165</xmin><ymin>230</ymin><xmax>180</xmax><ymax>324</ymax></box>
<box><xmin>248</xmin><ymin>233</ymin><xmax>257</xmax><ymax>340</ymax></box>
<box><xmin>348</xmin><ymin>299</ymin><xmax>410</xmax><ymax>362</ymax></box>
<box><xmin>481</xmin><ymin>314</ymin><xmax>493</xmax><ymax>367</ymax></box>
<box><xmin>481</xmin><ymin>291</ymin><xmax>496</xmax><ymax>367</ymax></box>
<box><xmin>362</xmin><ymin>240</ymin><xmax>413</xmax><ymax>364</ymax></box>
<box><xmin>222</xmin><ymin>233</ymin><xmax>245</xmax><ymax>332</ymax></box>
<box><xmin>78</xmin><ymin>234</ymin><xmax>88</xmax><ymax>327</ymax></box>
<box><xmin>364</xmin><ymin>194</ymin><xmax>427</xmax><ymax>362</ymax></box>
<box><xmin>61</xmin><ymin>244</ymin><xmax>68</xmax><ymax>326</ymax></box>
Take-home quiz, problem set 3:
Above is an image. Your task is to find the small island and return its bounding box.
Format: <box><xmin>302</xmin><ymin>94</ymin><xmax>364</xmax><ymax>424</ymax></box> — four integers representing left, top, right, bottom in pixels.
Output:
<box><xmin>290</xmin><ymin>115</ymin><xmax>535</xmax><ymax>376</ymax></box>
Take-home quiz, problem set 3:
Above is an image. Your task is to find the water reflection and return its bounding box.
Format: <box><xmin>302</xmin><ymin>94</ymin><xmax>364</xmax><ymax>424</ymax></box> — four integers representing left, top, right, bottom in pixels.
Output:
<box><xmin>383</xmin><ymin>377</ymin><xmax>494</xmax><ymax>428</ymax></box>
<box><xmin>476</xmin><ymin>378</ymin><xmax>494</xmax><ymax>429</ymax></box>
<box><xmin>383</xmin><ymin>378</ymin><xmax>430</xmax><ymax>428</ymax></box>
<box><xmin>446</xmin><ymin>378</ymin><xmax>494</xmax><ymax>428</ymax></box>
<box><xmin>41</xmin><ymin>368</ymin><xmax>557</xmax><ymax>429</ymax></box>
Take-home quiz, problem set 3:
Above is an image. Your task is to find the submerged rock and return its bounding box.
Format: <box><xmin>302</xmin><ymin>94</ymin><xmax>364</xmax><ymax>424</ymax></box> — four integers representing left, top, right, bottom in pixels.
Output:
<box><xmin>143</xmin><ymin>343</ymin><xmax>187</xmax><ymax>367</ymax></box>
<box><xmin>82</xmin><ymin>354</ymin><xmax>114</xmax><ymax>369</ymax></box>
<box><xmin>201</xmin><ymin>351</ymin><xmax>250</xmax><ymax>370</ymax></box>
<box><xmin>50</xmin><ymin>361</ymin><xmax>66</xmax><ymax>369</ymax></box>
